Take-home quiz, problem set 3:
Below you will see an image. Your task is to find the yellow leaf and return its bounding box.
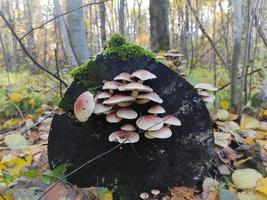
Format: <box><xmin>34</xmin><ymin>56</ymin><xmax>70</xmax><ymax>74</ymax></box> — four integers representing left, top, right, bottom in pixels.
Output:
<box><xmin>1</xmin><ymin>155</ymin><xmax>32</xmax><ymax>175</ymax></box>
<box><xmin>240</xmin><ymin>114</ymin><xmax>261</xmax><ymax>130</ymax></box>
<box><xmin>256</xmin><ymin>178</ymin><xmax>267</xmax><ymax>196</ymax></box>
<box><xmin>8</xmin><ymin>92</ymin><xmax>23</xmax><ymax>102</ymax></box>
<box><xmin>158</xmin><ymin>51</ymin><xmax>165</xmax><ymax>57</ymax></box>
<box><xmin>238</xmin><ymin>190</ymin><xmax>267</xmax><ymax>200</ymax></box>
<box><xmin>28</xmin><ymin>98</ymin><xmax>35</xmax><ymax>107</ymax></box>
<box><xmin>0</xmin><ymin>193</ymin><xmax>14</xmax><ymax>200</ymax></box>
<box><xmin>101</xmin><ymin>191</ymin><xmax>113</xmax><ymax>200</ymax></box>
<box><xmin>232</xmin><ymin>168</ymin><xmax>263</xmax><ymax>189</ymax></box>
<box><xmin>3</xmin><ymin>118</ymin><xmax>21</xmax><ymax>128</ymax></box>
<box><xmin>220</xmin><ymin>100</ymin><xmax>230</xmax><ymax>110</ymax></box>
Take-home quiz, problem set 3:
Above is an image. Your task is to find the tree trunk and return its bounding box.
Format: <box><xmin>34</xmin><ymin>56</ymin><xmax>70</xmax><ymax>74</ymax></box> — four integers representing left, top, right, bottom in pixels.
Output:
<box><xmin>231</xmin><ymin>0</ymin><xmax>242</xmax><ymax>112</ymax></box>
<box><xmin>118</xmin><ymin>0</ymin><xmax>125</xmax><ymax>36</ymax></box>
<box><xmin>149</xmin><ymin>0</ymin><xmax>170</xmax><ymax>52</ymax></box>
<box><xmin>65</xmin><ymin>0</ymin><xmax>90</xmax><ymax>65</ymax></box>
<box><xmin>53</xmin><ymin>0</ymin><xmax>78</xmax><ymax>67</ymax></box>
<box><xmin>99</xmin><ymin>2</ymin><xmax>106</xmax><ymax>47</ymax></box>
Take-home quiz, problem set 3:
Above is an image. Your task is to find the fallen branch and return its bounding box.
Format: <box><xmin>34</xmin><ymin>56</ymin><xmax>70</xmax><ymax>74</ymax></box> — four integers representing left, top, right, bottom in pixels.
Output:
<box><xmin>0</xmin><ymin>10</ymin><xmax>68</xmax><ymax>87</ymax></box>
<box><xmin>20</xmin><ymin>0</ymin><xmax>111</xmax><ymax>40</ymax></box>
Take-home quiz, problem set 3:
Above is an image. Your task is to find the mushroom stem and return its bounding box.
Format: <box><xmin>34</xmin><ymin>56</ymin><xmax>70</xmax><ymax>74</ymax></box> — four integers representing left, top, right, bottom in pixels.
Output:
<box><xmin>131</xmin><ymin>90</ymin><xmax>139</xmax><ymax>97</ymax></box>
<box><xmin>109</xmin><ymin>89</ymin><xmax>114</xmax><ymax>94</ymax></box>
<box><xmin>137</xmin><ymin>80</ymin><xmax>144</xmax><ymax>84</ymax></box>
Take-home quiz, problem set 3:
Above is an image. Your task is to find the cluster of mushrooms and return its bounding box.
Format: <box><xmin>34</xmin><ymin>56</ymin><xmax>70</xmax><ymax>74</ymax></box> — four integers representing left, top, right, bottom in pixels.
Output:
<box><xmin>194</xmin><ymin>83</ymin><xmax>218</xmax><ymax>103</ymax></box>
<box><xmin>74</xmin><ymin>69</ymin><xmax>181</xmax><ymax>144</ymax></box>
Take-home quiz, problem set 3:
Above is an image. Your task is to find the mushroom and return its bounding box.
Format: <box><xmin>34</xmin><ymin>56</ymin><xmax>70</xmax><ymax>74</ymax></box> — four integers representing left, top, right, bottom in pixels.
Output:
<box><xmin>135</xmin><ymin>99</ymin><xmax>150</xmax><ymax>104</ymax></box>
<box><xmin>136</xmin><ymin>115</ymin><xmax>164</xmax><ymax>131</ymax></box>
<box><xmin>93</xmin><ymin>103</ymin><xmax>113</xmax><ymax>114</ymax></box>
<box><xmin>146</xmin><ymin>127</ymin><xmax>172</xmax><ymax>139</ymax></box>
<box><xmin>121</xmin><ymin>124</ymin><xmax>136</xmax><ymax>131</ymax></box>
<box><xmin>117</xmin><ymin>108</ymin><xmax>138</xmax><ymax>119</ymax></box>
<box><xmin>139</xmin><ymin>192</ymin><xmax>149</xmax><ymax>200</ymax></box>
<box><xmin>94</xmin><ymin>92</ymin><xmax>111</xmax><ymax>101</ymax></box>
<box><xmin>144</xmin><ymin>132</ymin><xmax>155</xmax><ymax>139</ymax></box>
<box><xmin>194</xmin><ymin>83</ymin><xmax>218</xmax><ymax>91</ymax></box>
<box><xmin>202</xmin><ymin>93</ymin><xmax>216</xmax><ymax>103</ymax></box>
<box><xmin>106</xmin><ymin>110</ymin><xmax>122</xmax><ymax>123</ymax></box>
<box><xmin>108</xmin><ymin>130</ymin><xmax>139</xmax><ymax>143</ymax></box>
<box><xmin>136</xmin><ymin>92</ymin><xmax>163</xmax><ymax>104</ymax></box>
<box><xmin>102</xmin><ymin>80</ymin><xmax>121</xmax><ymax>94</ymax></box>
<box><xmin>74</xmin><ymin>91</ymin><xmax>95</xmax><ymax>122</ymax></box>
<box><xmin>162</xmin><ymin>115</ymin><xmax>181</xmax><ymax>127</ymax></box>
<box><xmin>148</xmin><ymin>105</ymin><xmax>166</xmax><ymax>115</ymax></box>
<box><xmin>117</xmin><ymin>102</ymin><xmax>132</xmax><ymax>107</ymax></box>
<box><xmin>131</xmin><ymin>69</ymin><xmax>156</xmax><ymax>83</ymax></box>
<box><xmin>151</xmin><ymin>189</ymin><xmax>160</xmax><ymax>196</ymax></box>
<box><xmin>197</xmin><ymin>90</ymin><xmax>210</xmax><ymax>97</ymax></box>
<box><xmin>114</xmin><ymin>72</ymin><xmax>133</xmax><ymax>83</ymax></box>
<box><xmin>103</xmin><ymin>94</ymin><xmax>136</xmax><ymax>105</ymax></box>
<box><xmin>118</xmin><ymin>82</ymin><xmax>153</xmax><ymax>97</ymax></box>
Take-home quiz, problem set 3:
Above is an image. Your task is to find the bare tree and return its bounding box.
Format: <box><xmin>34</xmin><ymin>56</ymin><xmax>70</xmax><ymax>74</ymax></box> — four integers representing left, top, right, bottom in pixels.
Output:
<box><xmin>99</xmin><ymin>1</ymin><xmax>106</xmax><ymax>47</ymax></box>
<box><xmin>149</xmin><ymin>0</ymin><xmax>170</xmax><ymax>52</ymax></box>
<box><xmin>65</xmin><ymin>0</ymin><xmax>90</xmax><ymax>64</ymax></box>
<box><xmin>118</xmin><ymin>0</ymin><xmax>125</xmax><ymax>36</ymax></box>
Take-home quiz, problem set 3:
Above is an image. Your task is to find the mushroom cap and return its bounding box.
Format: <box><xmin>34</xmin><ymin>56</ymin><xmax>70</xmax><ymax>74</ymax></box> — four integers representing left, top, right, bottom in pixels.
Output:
<box><xmin>114</xmin><ymin>72</ymin><xmax>133</xmax><ymax>82</ymax></box>
<box><xmin>94</xmin><ymin>92</ymin><xmax>111</xmax><ymax>100</ymax></box>
<box><xmin>116</xmin><ymin>108</ymin><xmax>138</xmax><ymax>119</ymax></box>
<box><xmin>137</xmin><ymin>92</ymin><xmax>163</xmax><ymax>104</ymax></box>
<box><xmin>147</xmin><ymin>127</ymin><xmax>172</xmax><ymax>139</ymax></box>
<box><xmin>121</xmin><ymin>124</ymin><xmax>136</xmax><ymax>131</ymax></box>
<box><xmin>102</xmin><ymin>80</ymin><xmax>121</xmax><ymax>90</ymax></box>
<box><xmin>131</xmin><ymin>69</ymin><xmax>157</xmax><ymax>81</ymax></box>
<box><xmin>108</xmin><ymin>130</ymin><xmax>139</xmax><ymax>143</ymax></box>
<box><xmin>162</xmin><ymin>115</ymin><xmax>181</xmax><ymax>126</ymax></box>
<box><xmin>117</xmin><ymin>102</ymin><xmax>132</xmax><ymax>107</ymax></box>
<box><xmin>202</xmin><ymin>93</ymin><xmax>216</xmax><ymax>103</ymax></box>
<box><xmin>118</xmin><ymin>82</ymin><xmax>153</xmax><ymax>92</ymax></box>
<box><xmin>74</xmin><ymin>91</ymin><xmax>95</xmax><ymax>122</ymax></box>
<box><xmin>197</xmin><ymin>90</ymin><xmax>210</xmax><ymax>97</ymax></box>
<box><xmin>106</xmin><ymin>111</ymin><xmax>122</xmax><ymax>123</ymax></box>
<box><xmin>144</xmin><ymin>132</ymin><xmax>155</xmax><ymax>139</ymax></box>
<box><xmin>93</xmin><ymin>103</ymin><xmax>113</xmax><ymax>114</ymax></box>
<box><xmin>139</xmin><ymin>192</ymin><xmax>149</xmax><ymax>199</ymax></box>
<box><xmin>135</xmin><ymin>99</ymin><xmax>150</xmax><ymax>104</ymax></box>
<box><xmin>103</xmin><ymin>94</ymin><xmax>136</xmax><ymax>105</ymax></box>
<box><xmin>194</xmin><ymin>83</ymin><xmax>218</xmax><ymax>91</ymax></box>
<box><xmin>151</xmin><ymin>189</ymin><xmax>160</xmax><ymax>196</ymax></box>
<box><xmin>148</xmin><ymin>105</ymin><xmax>166</xmax><ymax>114</ymax></box>
<box><xmin>136</xmin><ymin>115</ymin><xmax>164</xmax><ymax>131</ymax></box>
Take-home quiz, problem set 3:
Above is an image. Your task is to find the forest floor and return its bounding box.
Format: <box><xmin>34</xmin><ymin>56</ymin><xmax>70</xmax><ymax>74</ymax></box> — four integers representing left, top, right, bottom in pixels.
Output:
<box><xmin>0</xmin><ymin>69</ymin><xmax>267</xmax><ymax>200</ymax></box>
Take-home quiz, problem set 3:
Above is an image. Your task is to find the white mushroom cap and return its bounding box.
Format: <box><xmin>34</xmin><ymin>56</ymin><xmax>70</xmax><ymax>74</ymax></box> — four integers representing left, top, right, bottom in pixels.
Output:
<box><xmin>108</xmin><ymin>130</ymin><xmax>139</xmax><ymax>143</ymax></box>
<box><xmin>202</xmin><ymin>93</ymin><xmax>216</xmax><ymax>103</ymax></box>
<box><xmin>148</xmin><ymin>105</ymin><xmax>166</xmax><ymax>114</ymax></box>
<box><xmin>93</xmin><ymin>103</ymin><xmax>113</xmax><ymax>114</ymax></box>
<box><xmin>117</xmin><ymin>102</ymin><xmax>132</xmax><ymax>107</ymax></box>
<box><xmin>151</xmin><ymin>189</ymin><xmax>160</xmax><ymax>196</ymax></box>
<box><xmin>162</xmin><ymin>115</ymin><xmax>181</xmax><ymax>126</ymax></box>
<box><xmin>137</xmin><ymin>92</ymin><xmax>163</xmax><ymax>104</ymax></box>
<box><xmin>121</xmin><ymin>124</ymin><xmax>136</xmax><ymax>131</ymax></box>
<box><xmin>74</xmin><ymin>91</ymin><xmax>95</xmax><ymax>122</ymax></box>
<box><xmin>102</xmin><ymin>80</ymin><xmax>121</xmax><ymax>90</ymax></box>
<box><xmin>106</xmin><ymin>111</ymin><xmax>122</xmax><ymax>123</ymax></box>
<box><xmin>118</xmin><ymin>82</ymin><xmax>153</xmax><ymax>92</ymax></box>
<box><xmin>131</xmin><ymin>69</ymin><xmax>157</xmax><ymax>81</ymax></box>
<box><xmin>116</xmin><ymin>108</ymin><xmax>138</xmax><ymax>119</ymax></box>
<box><xmin>114</xmin><ymin>72</ymin><xmax>133</xmax><ymax>82</ymax></box>
<box><xmin>94</xmin><ymin>92</ymin><xmax>111</xmax><ymax>100</ymax></box>
<box><xmin>147</xmin><ymin>127</ymin><xmax>172</xmax><ymax>139</ymax></box>
<box><xmin>136</xmin><ymin>115</ymin><xmax>164</xmax><ymax>131</ymax></box>
<box><xmin>103</xmin><ymin>94</ymin><xmax>136</xmax><ymax>105</ymax></box>
<box><xmin>197</xmin><ymin>90</ymin><xmax>210</xmax><ymax>97</ymax></box>
<box><xmin>139</xmin><ymin>192</ymin><xmax>149</xmax><ymax>199</ymax></box>
<box><xmin>144</xmin><ymin>132</ymin><xmax>155</xmax><ymax>139</ymax></box>
<box><xmin>194</xmin><ymin>83</ymin><xmax>218</xmax><ymax>91</ymax></box>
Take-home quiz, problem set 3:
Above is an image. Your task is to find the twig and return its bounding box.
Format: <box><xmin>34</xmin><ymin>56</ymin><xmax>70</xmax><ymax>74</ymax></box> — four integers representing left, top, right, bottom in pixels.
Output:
<box><xmin>0</xmin><ymin>10</ymin><xmax>68</xmax><ymax>87</ymax></box>
<box><xmin>217</xmin><ymin>66</ymin><xmax>266</xmax><ymax>91</ymax></box>
<box><xmin>10</xmin><ymin>102</ymin><xmax>25</xmax><ymax>121</ymax></box>
<box><xmin>187</xmin><ymin>0</ymin><xmax>228</xmax><ymax>68</ymax></box>
<box><xmin>20</xmin><ymin>0</ymin><xmax>111</xmax><ymax>40</ymax></box>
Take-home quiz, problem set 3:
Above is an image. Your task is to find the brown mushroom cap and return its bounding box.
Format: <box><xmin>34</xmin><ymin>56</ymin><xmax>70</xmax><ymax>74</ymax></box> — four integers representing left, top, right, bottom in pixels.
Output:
<box><xmin>93</xmin><ymin>103</ymin><xmax>113</xmax><ymax>114</ymax></box>
<box><xmin>147</xmin><ymin>126</ymin><xmax>172</xmax><ymax>139</ymax></box>
<box><xmin>144</xmin><ymin>132</ymin><xmax>155</xmax><ymax>139</ymax></box>
<box><xmin>121</xmin><ymin>124</ymin><xmax>136</xmax><ymax>131</ymax></box>
<box><xmin>103</xmin><ymin>94</ymin><xmax>136</xmax><ymax>105</ymax></box>
<box><xmin>117</xmin><ymin>102</ymin><xmax>132</xmax><ymax>107</ymax></box>
<box><xmin>106</xmin><ymin>111</ymin><xmax>122</xmax><ymax>123</ymax></box>
<box><xmin>135</xmin><ymin>99</ymin><xmax>150</xmax><ymax>104</ymax></box>
<box><xmin>136</xmin><ymin>115</ymin><xmax>164</xmax><ymax>131</ymax></box>
<box><xmin>108</xmin><ymin>130</ymin><xmax>139</xmax><ymax>143</ymax></box>
<box><xmin>114</xmin><ymin>72</ymin><xmax>133</xmax><ymax>82</ymax></box>
<box><xmin>102</xmin><ymin>80</ymin><xmax>121</xmax><ymax>90</ymax></box>
<box><xmin>194</xmin><ymin>83</ymin><xmax>218</xmax><ymax>91</ymax></box>
<box><xmin>148</xmin><ymin>105</ymin><xmax>166</xmax><ymax>114</ymax></box>
<box><xmin>162</xmin><ymin>115</ymin><xmax>181</xmax><ymax>126</ymax></box>
<box><xmin>116</xmin><ymin>108</ymin><xmax>138</xmax><ymax>119</ymax></box>
<box><xmin>137</xmin><ymin>92</ymin><xmax>163</xmax><ymax>104</ymax></box>
<box><xmin>74</xmin><ymin>91</ymin><xmax>95</xmax><ymax>122</ymax></box>
<box><xmin>118</xmin><ymin>82</ymin><xmax>153</xmax><ymax>93</ymax></box>
<box><xmin>131</xmin><ymin>69</ymin><xmax>157</xmax><ymax>81</ymax></box>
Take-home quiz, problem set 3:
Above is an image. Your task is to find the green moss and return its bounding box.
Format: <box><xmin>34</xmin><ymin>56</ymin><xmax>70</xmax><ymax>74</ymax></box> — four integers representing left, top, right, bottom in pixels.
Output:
<box><xmin>104</xmin><ymin>34</ymin><xmax>155</xmax><ymax>61</ymax></box>
<box><xmin>70</xmin><ymin>59</ymin><xmax>107</xmax><ymax>90</ymax></box>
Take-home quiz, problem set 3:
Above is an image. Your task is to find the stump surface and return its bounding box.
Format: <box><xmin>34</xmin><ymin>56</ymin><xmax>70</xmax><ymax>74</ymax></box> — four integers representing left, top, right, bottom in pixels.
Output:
<box><xmin>48</xmin><ymin>54</ymin><xmax>215</xmax><ymax>199</ymax></box>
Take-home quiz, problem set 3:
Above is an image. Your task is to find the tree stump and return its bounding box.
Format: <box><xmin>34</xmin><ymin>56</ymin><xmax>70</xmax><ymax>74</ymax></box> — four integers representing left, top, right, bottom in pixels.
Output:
<box><xmin>48</xmin><ymin>36</ymin><xmax>215</xmax><ymax>199</ymax></box>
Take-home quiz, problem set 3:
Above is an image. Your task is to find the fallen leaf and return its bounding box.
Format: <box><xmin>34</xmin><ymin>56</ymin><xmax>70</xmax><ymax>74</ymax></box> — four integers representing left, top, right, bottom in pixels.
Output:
<box><xmin>215</xmin><ymin>110</ymin><xmax>229</xmax><ymax>121</ymax></box>
<box><xmin>9</xmin><ymin>92</ymin><xmax>23</xmax><ymax>102</ymax></box>
<box><xmin>214</xmin><ymin>132</ymin><xmax>231</xmax><ymax>148</ymax></box>
<box><xmin>219</xmin><ymin>188</ymin><xmax>239</xmax><ymax>200</ymax></box>
<box><xmin>202</xmin><ymin>177</ymin><xmax>219</xmax><ymax>200</ymax></box>
<box><xmin>238</xmin><ymin>190</ymin><xmax>267</xmax><ymax>200</ymax></box>
<box><xmin>256</xmin><ymin>178</ymin><xmax>267</xmax><ymax>196</ymax></box>
<box><xmin>232</xmin><ymin>168</ymin><xmax>263</xmax><ymax>189</ymax></box>
<box><xmin>240</xmin><ymin>114</ymin><xmax>261</xmax><ymax>130</ymax></box>
<box><xmin>0</xmin><ymin>155</ymin><xmax>32</xmax><ymax>175</ymax></box>
<box><xmin>4</xmin><ymin>133</ymin><xmax>28</xmax><ymax>149</ymax></box>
